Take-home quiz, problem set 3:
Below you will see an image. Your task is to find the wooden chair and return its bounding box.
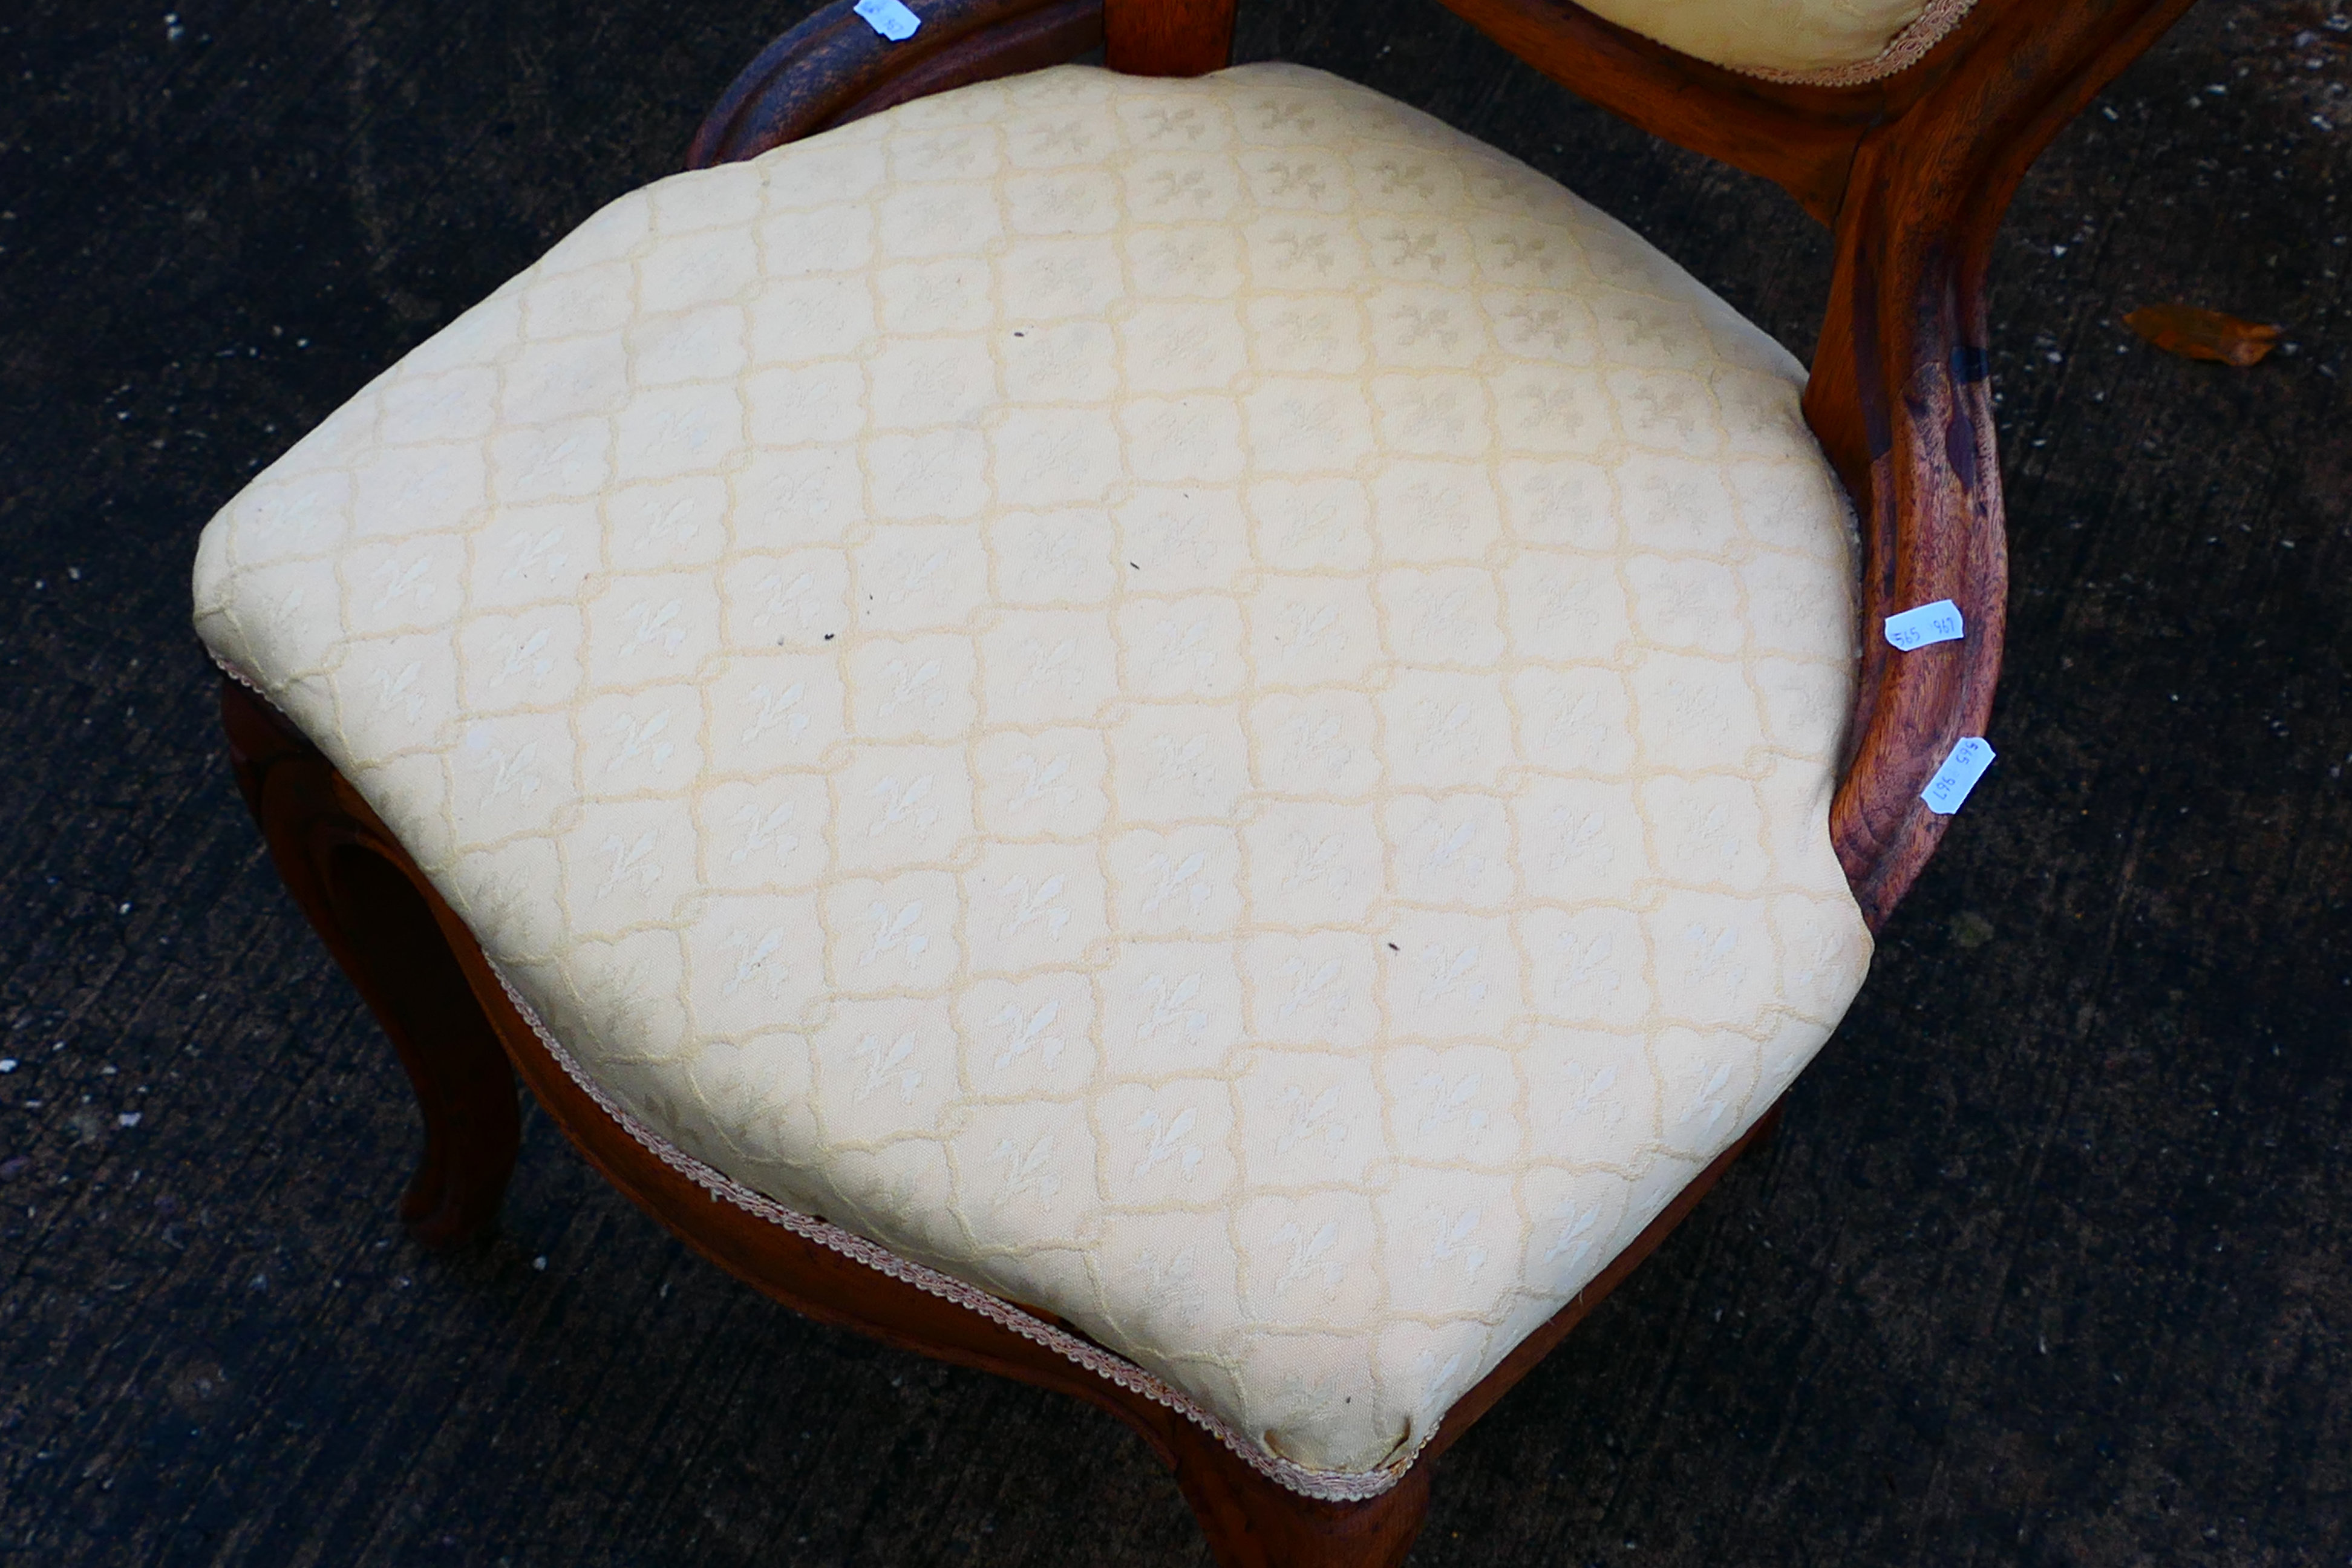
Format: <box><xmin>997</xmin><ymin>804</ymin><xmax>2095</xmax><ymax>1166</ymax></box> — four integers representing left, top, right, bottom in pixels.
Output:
<box><xmin>209</xmin><ymin>0</ymin><xmax>2195</xmax><ymax>1560</ymax></box>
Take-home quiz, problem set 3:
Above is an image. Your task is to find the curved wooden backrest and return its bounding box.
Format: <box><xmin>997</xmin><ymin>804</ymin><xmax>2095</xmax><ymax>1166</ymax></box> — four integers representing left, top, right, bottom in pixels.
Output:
<box><xmin>689</xmin><ymin>0</ymin><xmax>2200</xmax><ymax>928</ymax></box>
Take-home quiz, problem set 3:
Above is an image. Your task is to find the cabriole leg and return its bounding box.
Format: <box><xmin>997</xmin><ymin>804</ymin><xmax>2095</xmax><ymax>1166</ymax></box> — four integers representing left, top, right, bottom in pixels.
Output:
<box><xmin>223</xmin><ymin>678</ymin><xmax>520</xmax><ymax>1247</ymax></box>
<box><xmin>1160</xmin><ymin>1419</ymin><xmax>1432</xmax><ymax>1568</ymax></box>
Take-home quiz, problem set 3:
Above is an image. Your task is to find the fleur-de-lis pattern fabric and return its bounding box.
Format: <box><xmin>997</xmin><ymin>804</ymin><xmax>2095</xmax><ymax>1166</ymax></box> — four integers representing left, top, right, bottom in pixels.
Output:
<box><xmin>1578</xmin><ymin>0</ymin><xmax>1967</xmax><ymax>77</ymax></box>
<box><xmin>192</xmin><ymin>64</ymin><xmax>1871</xmax><ymax>1478</ymax></box>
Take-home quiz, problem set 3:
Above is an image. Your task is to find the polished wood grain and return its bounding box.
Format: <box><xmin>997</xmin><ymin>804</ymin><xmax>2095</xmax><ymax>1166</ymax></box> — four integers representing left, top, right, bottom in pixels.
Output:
<box><xmin>687</xmin><ymin>0</ymin><xmax>1105</xmax><ymax>167</ymax></box>
<box><xmin>1104</xmin><ymin>0</ymin><xmax>1236</xmax><ymax>74</ymax></box>
<box><xmin>831</xmin><ymin>1</ymin><xmax>1105</xmax><ymax>124</ymax></box>
<box><xmin>1803</xmin><ymin>0</ymin><xmax>2200</xmax><ymax>922</ymax></box>
<box><xmin>234</xmin><ymin>3</ymin><xmax>2202</xmax><ymax>1562</ymax></box>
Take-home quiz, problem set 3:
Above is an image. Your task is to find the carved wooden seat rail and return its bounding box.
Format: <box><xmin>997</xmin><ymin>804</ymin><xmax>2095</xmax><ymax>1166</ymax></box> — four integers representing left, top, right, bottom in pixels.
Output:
<box><xmin>221</xmin><ymin>1</ymin><xmax>2196</xmax><ymax>1561</ymax></box>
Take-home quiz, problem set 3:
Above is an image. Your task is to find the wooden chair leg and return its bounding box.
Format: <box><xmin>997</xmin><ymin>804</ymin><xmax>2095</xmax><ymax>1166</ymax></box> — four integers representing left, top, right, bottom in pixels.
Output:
<box><xmin>1162</xmin><ymin>1420</ymin><xmax>1432</xmax><ymax>1568</ymax></box>
<box><xmin>223</xmin><ymin>678</ymin><xmax>520</xmax><ymax>1248</ymax></box>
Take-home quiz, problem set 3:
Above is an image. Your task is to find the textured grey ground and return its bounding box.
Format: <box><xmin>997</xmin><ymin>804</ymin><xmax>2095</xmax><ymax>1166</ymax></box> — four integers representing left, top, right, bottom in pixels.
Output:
<box><xmin>2</xmin><ymin>1</ymin><xmax>2349</xmax><ymax>1563</ymax></box>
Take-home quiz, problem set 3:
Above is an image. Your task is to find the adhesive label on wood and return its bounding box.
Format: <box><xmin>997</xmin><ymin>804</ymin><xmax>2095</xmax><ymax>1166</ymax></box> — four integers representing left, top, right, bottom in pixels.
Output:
<box><xmin>1920</xmin><ymin>737</ymin><xmax>1996</xmax><ymax>815</ymax></box>
<box><xmin>1884</xmin><ymin>599</ymin><xmax>1964</xmax><ymax>651</ymax></box>
<box><xmin>854</xmin><ymin>0</ymin><xmax>922</xmax><ymax>41</ymax></box>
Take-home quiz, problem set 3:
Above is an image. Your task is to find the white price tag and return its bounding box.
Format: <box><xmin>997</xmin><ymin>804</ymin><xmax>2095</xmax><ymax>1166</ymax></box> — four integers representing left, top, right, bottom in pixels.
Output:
<box><xmin>854</xmin><ymin>0</ymin><xmax>922</xmax><ymax>40</ymax></box>
<box><xmin>1884</xmin><ymin>599</ymin><xmax>1965</xmax><ymax>651</ymax></box>
<box><xmin>1920</xmin><ymin>737</ymin><xmax>1996</xmax><ymax>815</ymax></box>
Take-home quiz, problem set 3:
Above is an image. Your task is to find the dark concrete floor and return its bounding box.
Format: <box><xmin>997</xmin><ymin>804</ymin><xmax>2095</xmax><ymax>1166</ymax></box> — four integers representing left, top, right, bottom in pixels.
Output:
<box><xmin>2</xmin><ymin>1</ymin><xmax>2348</xmax><ymax>1563</ymax></box>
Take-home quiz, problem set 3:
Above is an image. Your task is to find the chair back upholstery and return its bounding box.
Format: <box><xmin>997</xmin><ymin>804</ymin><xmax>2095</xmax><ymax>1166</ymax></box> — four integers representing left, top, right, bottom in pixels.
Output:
<box><xmin>1572</xmin><ymin>0</ymin><xmax>1973</xmax><ymax>81</ymax></box>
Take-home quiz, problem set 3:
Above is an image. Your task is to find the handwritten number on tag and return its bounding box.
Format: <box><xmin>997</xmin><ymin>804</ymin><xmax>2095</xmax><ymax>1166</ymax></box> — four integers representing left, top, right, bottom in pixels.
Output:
<box><xmin>854</xmin><ymin>0</ymin><xmax>921</xmax><ymax>41</ymax></box>
<box><xmin>1920</xmin><ymin>737</ymin><xmax>1996</xmax><ymax>815</ymax></box>
<box><xmin>1884</xmin><ymin>599</ymin><xmax>1965</xmax><ymax>652</ymax></box>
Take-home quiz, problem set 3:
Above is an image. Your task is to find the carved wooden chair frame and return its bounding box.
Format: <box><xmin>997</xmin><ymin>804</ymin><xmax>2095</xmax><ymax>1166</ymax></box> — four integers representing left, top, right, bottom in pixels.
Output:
<box><xmin>218</xmin><ymin>0</ymin><xmax>2197</xmax><ymax>1560</ymax></box>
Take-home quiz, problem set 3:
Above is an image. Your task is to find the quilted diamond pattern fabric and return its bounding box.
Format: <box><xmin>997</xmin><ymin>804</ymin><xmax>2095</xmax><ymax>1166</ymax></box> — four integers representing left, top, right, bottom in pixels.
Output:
<box><xmin>193</xmin><ymin>63</ymin><xmax>1871</xmax><ymax>1478</ymax></box>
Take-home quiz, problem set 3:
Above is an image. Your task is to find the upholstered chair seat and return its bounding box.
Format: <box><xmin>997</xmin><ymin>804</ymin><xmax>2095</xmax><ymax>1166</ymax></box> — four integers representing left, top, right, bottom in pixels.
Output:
<box><xmin>194</xmin><ymin>62</ymin><xmax>1872</xmax><ymax>1492</ymax></box>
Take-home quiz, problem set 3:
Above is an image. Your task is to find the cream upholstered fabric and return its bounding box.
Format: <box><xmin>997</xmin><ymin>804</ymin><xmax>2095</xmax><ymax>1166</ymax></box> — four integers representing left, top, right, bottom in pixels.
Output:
<box><xmin>193</xmin><ymin>64</ymin><xmax>1872</xmax><ymax>1480</ymax></box>
<box><xmin>1579</xmin><ymin>0</ymin><xmax>1973</xmax><ymax>80</ymax></box>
